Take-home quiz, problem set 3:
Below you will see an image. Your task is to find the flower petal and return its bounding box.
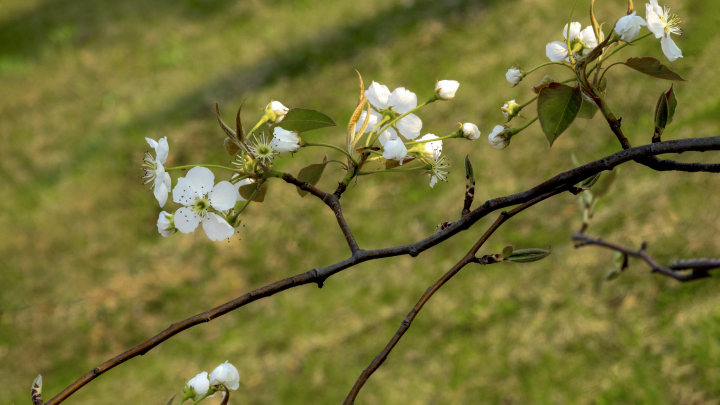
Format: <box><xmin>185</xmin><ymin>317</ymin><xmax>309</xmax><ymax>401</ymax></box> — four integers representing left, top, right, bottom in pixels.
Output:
<box><xmin>646</xmin><ymin>4</ymin><xmax>666</xmax><ymax>38</ymax></box>
<box><xmin>233</xmin><ymin>177</ymin><xmax>254</xmax><ymax>202</ymax></box>
<box><xmin>186</xmin><ymin>166</ymin><xmax>215</xmax><ymax>197</ymax></box>
<box><xmin>157</xmin><ymin>211</ymin><xmax>174</xmax><ymax>238</ymax></box>
<box><xmin>429</xmin><ymin>175</ymin><xmax>438</xmax><ymax>188</ymax></box>
<box><xmin>661</xmin><ymin>35</ymin><xmax>683</xmax><ymax>61</ymax></box>
<box><xmin>396</xmin><ymin>113</ymin><xmax>422</xmax><ymax>139</ymax></box>
<box><xmin>563</xmin><ymin>22</ymin><xmax>582</xmax><ymax>40</ymax></box>
<box><xmin>154</xmin><ymin>177</ymin><xmax>169</xmax><ymax>207</ymax></box>
<box><xmin>365</xmin><ymin>81</ymin><xmax>390</xmax><ymax>109</ymax></box>
<box><xmin>155</xmin><ymin>137</ymin><xmax>169</xmax><ymax>164</ymax></box>
<box><xmin>546</xmin><ymin>41</ymin><xmax>569</xmax><ymax>62</ymax></box>
<box><xmin>173</xmin><ymin>177</ymin><xmax>197</xmax><ymax>206</ymax></box>
<box><xmin>388</xmin><ymin>87</ymin><xmax>417</xmax><ymax>114</ymax></box>
<box><xmin>378</xmin><ymin>127</ymin><xmax>397</xmax><ymax>146</ymax></box>
<box><xmin>174</xmin><ymin>206</ymin><xmax>201</xmax><ymax>234</ymax></box>
<box><xmin>355</xmin><ymin>110</ymin><xmax>379</xmax><ymax>133</ymax></box>
<box><xmin>145</xmin><ymin>137</ymin><xmax>158</xmax><ymax>149</ymax></box>
<box><xmin>202</xmin><ymin>212</ymin><xmax>234</xmax><ymax>242</ymax></box>
<box><xmin>209</xmin><ymin>181</ymin><xmax>237</xmax><ymax>211</ymax></box>
<box><xmin>382</xmin><ymin>138</ymin><xmax>408</xmax><ymax>163</ymax></box>
<box><xmin>579</xmin><ymin>26</ymin><xmax>597</xmax><ymax>48</ymax></box>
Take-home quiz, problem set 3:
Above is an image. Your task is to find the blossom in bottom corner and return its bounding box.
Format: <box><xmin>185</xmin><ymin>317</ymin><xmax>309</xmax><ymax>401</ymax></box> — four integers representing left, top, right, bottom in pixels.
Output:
<box><xmin>172</xmin><ymin>167</ymin><xmax>235</xmax><ymax>241</ymax></box>
<box><xmin>209</xmin><ymin>361</ymin><xmax>240</xmax><ymax>391</ymax></box>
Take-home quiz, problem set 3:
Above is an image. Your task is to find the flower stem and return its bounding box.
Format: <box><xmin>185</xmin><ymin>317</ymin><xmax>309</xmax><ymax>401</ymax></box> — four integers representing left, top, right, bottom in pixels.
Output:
<box><xmin>404</xmin><ymin>132</ymin><xmax>460</xmax><ymax>146</ymax></box>
<box><xmin>588</xmin><ymin>32</ymin><xmax>653</xmax><ymax>74</ymax></box>
<box><xmin>510</xmin><ymin>116</ymin><xmax>539</xmax><ymax>136</ymax></box>
<box><xmin>358</xmin><ymin>165</ymin><xmax>429</xmax><ymax>175</ymax></box>
<box><xmin>301</xmin><ymin>141</ymin><xmax>357</xmax><ymax>165</ymax></box>
<box><xmin>248</xmin><ymin>116</ymin><xmax>270</xmax><ymax>137</ymax></box>
<box><xmin>165</xmin><ymin>164</ymin><xmax>239</xmax><ymax>173</ymax></box>
<box><xmin>519</xmin><ymin>96</ymin><xmax>539</xmax><ymax>110</ymax></box>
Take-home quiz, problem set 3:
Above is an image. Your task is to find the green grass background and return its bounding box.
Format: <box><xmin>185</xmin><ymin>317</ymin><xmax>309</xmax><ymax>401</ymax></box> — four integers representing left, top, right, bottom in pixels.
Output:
<box><xmin>1</xmin><ymin>0</ymin><xmax>720</xmax><ymax>403</ymax></box>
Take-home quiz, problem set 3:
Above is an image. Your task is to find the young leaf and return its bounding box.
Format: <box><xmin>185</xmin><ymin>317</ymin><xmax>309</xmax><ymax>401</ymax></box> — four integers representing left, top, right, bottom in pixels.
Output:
<box><xmin>296</xmin><ymin>162</ymin><xmax>328</xmax><ymax>197</ymax></box>
<box><xmin>623</xmin><ymin>57</ymin><xmax>686</xmax><ymax>81</ymax></box>
<box><xmin>224</xmin><ymin>138</ymin><xmax>241</xmax><ymax>156</ymax></box>
<box><xmin>571</xmin><ymin>153</ymin><xmax>581</xmax><ymax>168</ymax></box>
<box><xmin>501</xmin><ymin>245</ymin><xmax>514</xmax><ymax>258</ymax></box>
<box><xmin>592</xmin><ymin>169</ymin><xmax>618</xmax><ymax>198</ymax></box>
<box><xmin>577</xmin><ymin>172</ymin><xmax>602</xmax><ymax>190</ymax></box>
<box><xmin>239</xmin><ymin>181</ymin><xmax>269</xmax><ymax>202</ymax></box>
<box><xmin>508</xmin><ymin>248</ymin><xmax>552</xmax><ymax>263</ymax></box>
<box><xmin>537</xmin><ymin>83</ymin><xmax>583</xmax><ymax>146</ymax></box>
<box><xmin>214</xmin><ymin>102</ymin><xmax>238</xmax><ymax>141</ymax></box>
<box><xmin>576</xmin><ymin>97</ymin><xmax>599</xmax><ymax>119</ymax></box>
<box><xmin>165</xmin><ymin>392</ymin><xmax>177</xmax><ymax>405</ymax></box>
<box><xmin>654</xmin><ymin>89</ymin><xmax>669</xmax><ymax>130</ymax></box>
<box><xmin>272</xmin><ymin>108</ymin><xmax>336</xmax><ymax>133</ymax></box>
<box><xmin>464</xmin><ymin>155</ymin><xmax>475</xmax><ymax>186</ymax></box>
<box><xmin>665</xmin><ymin>84</ymin><xmax>677</xmax><ymax>125</ymax></box>
<box><xmin>235</xmin><ymin>99</ymin><xmax>247</xmax><ymax>145</ymax></box>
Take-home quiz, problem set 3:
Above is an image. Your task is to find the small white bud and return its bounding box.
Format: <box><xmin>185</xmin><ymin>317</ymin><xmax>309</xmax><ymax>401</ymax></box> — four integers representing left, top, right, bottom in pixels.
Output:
<box><xmin>156</xmin><ymin>211</ymin><xmax>175</xmax><ymax>238</ymax></box>
<box><xmin>265</xmin><ymin>101</ymin><xmax>289</xmax><ymax>123</ymax></box>
<box><xmin>185</xmin><ymin>371</ymin><xmax>210</xmax><ymax>399</ymax></box>
<box><xmin>505</xmin><ymin>68</ymin><xmax>523</xmax><ymax>85</ymax></box>
<box><xmin>488</xmin><ymin>125</ymin><xmax>511</xmax><ymax>149</ymax></box>
<box><xmin>435</xmin><ymin>80</ymin><xmax>459</xmax><ymax>100</ymax></box>
<box><xmin>382</xmin><ymin>137</ymin><xmax>408</xmax><ymax>163</ymax></box>
<box><xmin>462</xmin><ymin>123</ymin><xmax>481</xmax><ymax>140</ymax></box>
<box><xmin>614</xmin><ymin>12</ymin><xmax>647</xmax><ymax>42</ymax></box>
<box><xmin>270</xmin><ymin>127</ymin><xmax>301</xmax><ymax>154</ymax></box>
<box><xmin>209</xmin><ymin>361</ymin><xmax>240</xmax><ymax>391</ymax></box>
<box><xmin>501</xmin><ymin>100</ymin><xmax>521</xmax><ymax>119</ymax></box>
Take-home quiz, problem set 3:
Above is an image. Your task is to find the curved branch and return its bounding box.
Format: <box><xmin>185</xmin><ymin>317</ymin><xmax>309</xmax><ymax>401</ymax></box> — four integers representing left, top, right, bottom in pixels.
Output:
<box><xmin>572</xmin><ymin>233</ymin><xmax>717</xmax><ymax>281</ymax></box>
<box><xmin>43</xmin><ymin>136</ymin><xmax>720</xmax><ymax>405</ymax></box>
<box><xmin>343</xmin><ymin>186</ymin><xmax>570</xmax><ymax>405</ymax></box>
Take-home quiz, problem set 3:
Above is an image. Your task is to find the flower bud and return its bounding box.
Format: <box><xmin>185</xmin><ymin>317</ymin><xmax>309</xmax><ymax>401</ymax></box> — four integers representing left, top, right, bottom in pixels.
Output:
<box><xmin>462</xmin><ymin>123</ymin><xmax>481</xmax><ymax>140</ymax></box>
<box><xmin>435</xmin><ymin>80</ymin><xmax>459</xmax><ymax>100</ymax></box>
<box><xmin>488</xmin><ymin>125</ymin><xmax>511</xmax><ymax>149</ymax></box>
<box><xmin>182</xmin><ymin>371</ymin><xmax>210</xmax><ymax>402</ymax></box>
<box><xmin>209</xmin><ymin>361</ymin><xmax>240</xmax><ymax>391</ymax></box>
<box><xmin>505</xmin><ymin>67</ymin><xmax>523</xmax><ymax>85</ymax></box>
<box><xmin>500</xmin><ymin>100</ymin><xmax>521</xmax><ymax>120</ymax></box>
<box><xmin>157</xmin><ymin>211</ymin><xmax>175</xmax><ymax>238</ymax></box>
<box><xmin>270</xmin><ymin>127</ymin><xmax>301</xmax><ymax>154</ymax></box>
<box><xmin>264</xmin><ymin>101</ymin><xmax>289</xmax><ymax>123</ymax></box>
<box><xmin>382</xmin><ymin>137</ymin><xmax>408</xmax><ymax>163</ymax></box>
<box><xmin>614</xmin><ymin>12</ymin><xmax>647</xmax><ymax>42</ymax></box>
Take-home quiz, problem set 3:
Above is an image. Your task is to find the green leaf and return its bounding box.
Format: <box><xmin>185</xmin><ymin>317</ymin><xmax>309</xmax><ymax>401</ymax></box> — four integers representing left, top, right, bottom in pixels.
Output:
<box><xmin>537</xmin><ymin>83</ymin><xmax>583</xmax><ymax>146</ymax></box>
<box><xmin>501</xmin><ymin>245</ymin><xmax>514</xmax><ymax>258</ymax></box>
<box><xmin>623</xmin><ymin>57</ymin><xmax>687</xmax><ymax>81</ymax></box>
<box><xmin>272</xmin><ymin>108</ymin><xmax>336</xmax><ymax>133</ymax></box>
<box><xmin>654</xmin><ymin>89</ymin><xmax>669</xmax><ymax>130</ymax></box>
<box><xmin>576</xmin><ymin>97</ymin><xmax>599</xmax><ymax>119</ymax></box>
<box><xmin>665</xmin><ymin>84</ymin><xmax>677</xmax><ymax>125</ymax></box>
<box><xmin>296</xmin><ymin>162</ymin><xmax>327</xmax><ymax>197</ymax></box>
<box><xmin>464</xmin><ymin>155</ymin><xmax>475</xmax><ymax>187</ymax></box>
<box><xmin>239</xmin><ymin>181</ymin><xmax>269</xmax><ymax>202</ymax></box>
<box><xmin>592</xmin><ymin>169</ymin><xmax>618</xmax><ymax>198</ymax></box>
<box><xmin>578</xmin><ymin>172</ymin><xmax>602</xmax><ymax>190</ymax></box>
<box><xmin>508</xmin><ymin>248</ymin><xmax>552</xmax><ymax>263</ymax></box>
<box><xmin>571</xmin><ymin>153</ymin><xmax>581</xmax><ymax>168</ymax></box>
<box><xmin>165</xmin><ymin>392</ymin><xmax>177</xmax><ymax>405</ymax></box>
<box><xmin>605</xmin><ymin>267</ymin><xmax>622</xmax><ymax>281</ymax></box>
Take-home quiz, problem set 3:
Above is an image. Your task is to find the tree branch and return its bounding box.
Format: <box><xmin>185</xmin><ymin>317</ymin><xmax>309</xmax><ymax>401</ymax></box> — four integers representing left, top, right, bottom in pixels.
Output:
<box><xmin>43</xmin><ymin>136</ymin><xmax>720</xmax><ymax>405</ymax></box>
<box><xmin>572</xmin><ymin>233</ymin><xmax>718</xmax><ymax>281</ymax></box>
<box><xmin>343</xmin><ymin>186</ymin><xmax>570</xmax><ymax>404</ymax></box>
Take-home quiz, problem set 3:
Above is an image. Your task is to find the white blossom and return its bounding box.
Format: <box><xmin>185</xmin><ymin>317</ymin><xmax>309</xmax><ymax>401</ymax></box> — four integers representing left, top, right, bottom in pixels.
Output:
<box><xmin>209</xmin><ymin>361</ymin><xmax>240</xmax><ymax>391</ymax></box>
<box><xmin>614</xmin><ymin>12</ymin><xmax>647</xmax><ymax>42</ymax></box>
<box><xmin>266</xmin><ymin>101</ymin><xmax>289</xmax><ymax>123</ymax></box>
<box><xmin>172</xmin><ymin>167</ymin><xmax>235</xmax><ymax>242</ymax></box>
<box><xmin>546</xmin><ymin>22</ymin><xmax>598</xmax><ymax>62</ymax></box>
<box><xmin>187</xmin><ymin>372</ymin><xmax>210</xmax><ymax>398</ymax></box>
<box><xmin>142</xmin><ymin>137</ymin><xmax>172</xmax><ymax>207</ymax></box>
<box><xmin>156</xmin><ymin>211</ymin><xmax>175</xmax><ymax>238</ymax></box>
<box><xmin>435</xmin><ymin>80</ymin><xmax>460</xmax><ymax>100</ymax></box>
<box><xmin>247</xmin><ymin>133</ymin><xmax>277</xmax><ymax>165</ymax></box>
<box><xmin>646</xmin><ymin>0</ymin><xmax>683</xmax><ymax>61</ymax></box>
<box><xmin>505</xmin><ymin>68</ymin><xmax>523</xmax><ymax>85</ymax></box>
<box><xmin>488</xmin><ymin>125</ymin><xmax>510</xmax><ymax>149</ymax></box>
<box><xmin>418</xmin><ymin>134</ymin><xmax>442</xmax><ymax>155</ymax></box>
<box><xmin>365</xmin><ymin>81</ymin><xmax>422</xmax><ymax>139</ymax></box>
<box><xmin>462</xmin><ymin>123</ymin><xmax>481</xmax><ymax>140</ymax></box>
<box><xmin>270</xmin><ymin>127</ymin><xmax>301</xmax><ymax>154</ymax></box>
<box><xmin>382</xmin><ymin>137</ymin><xmax>408</xmax><ymax>163</ymax></box>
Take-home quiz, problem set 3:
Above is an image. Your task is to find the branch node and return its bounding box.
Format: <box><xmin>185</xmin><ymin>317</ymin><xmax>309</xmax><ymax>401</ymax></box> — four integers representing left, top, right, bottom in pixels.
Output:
<box><xmin>409</xmin><ymin>248</ymin><xmax>419</xmax><ymax>258</ymax></box>
<box><xmin>401</xmin><ymin>319</ymin><xmax>411</xmax><ymax>328</ymax></box>
<box><xmin>92</xmin><ymin>368</ymin><xmax>100</xmax><ymax>375</ymax></box>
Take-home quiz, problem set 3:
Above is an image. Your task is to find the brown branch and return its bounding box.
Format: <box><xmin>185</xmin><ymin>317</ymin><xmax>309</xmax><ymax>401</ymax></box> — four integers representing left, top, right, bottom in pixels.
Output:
<box><xmin>343</xmin><ymin>186</ymin><xmax>570</xmax><ymax>404</ymax></box>
<box><xmin>572</xmin><ymin>233</ymin><xmax>716</xmax><ymax>281</ymax></box>
<box><xmin>43</xmin><ymin>136</ymin><xmax>720</xmax><ymax>405</ymax></box>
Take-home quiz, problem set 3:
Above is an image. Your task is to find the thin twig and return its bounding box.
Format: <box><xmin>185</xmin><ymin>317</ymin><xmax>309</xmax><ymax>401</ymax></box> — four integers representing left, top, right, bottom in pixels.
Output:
<box><xmin>343</xmin><ymin>186</ymin><xmax>571</xmax><ymax>404</ymax></box>
<box><xmin>572</xmin><ymin>233</ymin><xmax>716</xmax><ymax>281</ymax></box>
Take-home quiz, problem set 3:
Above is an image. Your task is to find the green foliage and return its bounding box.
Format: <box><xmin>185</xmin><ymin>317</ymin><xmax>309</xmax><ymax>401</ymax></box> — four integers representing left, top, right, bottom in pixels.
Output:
<box><xmin>464</xmin><ymin>155</ymin><xmax>474</xmax><ymax>187</ymax></box>
<box><xmin>623</xmin><ymin>57</ymin><xmax>687</xmax><ymax>81</ymax></box>
<box><xmin>295</xmin><ymin>162</ymin><xmax>328</xmax><ymax>197</ymax></box>
<box><xmin>270</xmin><ymin>108</ymin><xmax>336</xmax><ymax>134</ymax></box>
<box><xmin>239</xmin><ymin>181</ymin><xmax>269</xmax><ymax>202</ymax></box>
<box><xmin>537</xmin><ymin>83</ymin><xmax>582</xmax><ymax>146</ymax></box>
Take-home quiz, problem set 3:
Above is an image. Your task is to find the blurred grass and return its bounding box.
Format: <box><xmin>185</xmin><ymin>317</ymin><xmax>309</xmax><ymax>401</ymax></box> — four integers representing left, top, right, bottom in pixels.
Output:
<box><xmin>1</xmin><ymin>0</ymin><xmax>720</xmax><ymax>403</ymax></box>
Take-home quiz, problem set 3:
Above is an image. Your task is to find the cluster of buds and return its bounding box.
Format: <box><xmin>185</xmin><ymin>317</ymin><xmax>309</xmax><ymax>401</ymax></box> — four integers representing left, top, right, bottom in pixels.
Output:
<box><xmin>181</xmin><ymin>361</ymin><xmax>240</xmax><ymax>403</ymax></box>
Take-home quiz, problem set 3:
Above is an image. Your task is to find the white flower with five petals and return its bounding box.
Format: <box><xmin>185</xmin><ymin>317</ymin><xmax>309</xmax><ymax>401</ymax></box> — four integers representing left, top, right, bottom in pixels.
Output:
<box><xmin>646</xmin><ymin>0</ymin><xmax>683</xmax><ymax>61</ymax></box>
<box><xmin>172</xmin><ymin>167</ymin><xmax>235</xmax><ymax>242</ymax></box>
<box><xmin>365</xmin><ymin>81</ymin><xmax>423</xmax><ymax>140</ymax></box>
<box><xmin>546</xmin><ymin>23</ymin><xmax>598</xmax><ymax>62</ymax></box>
<box><xmin>142</xmin><ymin>137</ymin><xmax>172</xmax><ymax>207</ymax></box>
